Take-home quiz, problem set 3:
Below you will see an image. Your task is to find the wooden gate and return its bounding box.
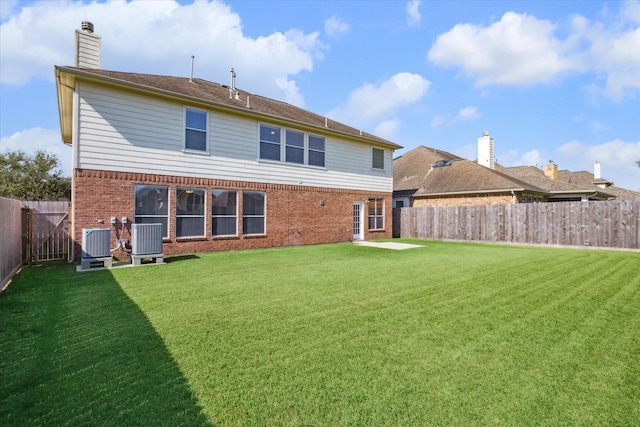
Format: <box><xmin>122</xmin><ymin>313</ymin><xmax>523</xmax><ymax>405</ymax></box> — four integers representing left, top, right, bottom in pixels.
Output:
<box><xmin>23</xmin><ymin>201</ymin><xmax>70</xmax><ymax>263</ymax></box>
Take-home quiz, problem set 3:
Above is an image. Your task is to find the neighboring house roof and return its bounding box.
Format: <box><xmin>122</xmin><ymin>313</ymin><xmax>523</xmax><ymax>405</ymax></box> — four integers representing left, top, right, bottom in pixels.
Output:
<box><xmin>558</xmin><ymin>169</ymin><xmax>640</xmax><ymax>200</ymax></box>
<box><xmin>55</xmin><ymin>66</ymin><xmax>401</xmax><ymax>150</ymax></box>
<box><xmin>394</xmin><ymin>146</ymin><xmax>545</xmax><ymax>197</ymax></box>
<box><xmin>495</xmin><ymin>165</ymin><xmax>615</xmax><ymax>200</ymax></box>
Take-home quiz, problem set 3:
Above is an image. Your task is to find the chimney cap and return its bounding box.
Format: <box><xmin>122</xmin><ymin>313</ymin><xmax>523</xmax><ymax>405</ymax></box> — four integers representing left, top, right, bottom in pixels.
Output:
<box><xmin>482</xmin><ymin>131</ymin><xmax>489</xmax><ymax>136</ymax></box>
<box><xmin>81</xmin><ymin>21</ymin><xmax>94</xmax><ymax>33</ymax></box>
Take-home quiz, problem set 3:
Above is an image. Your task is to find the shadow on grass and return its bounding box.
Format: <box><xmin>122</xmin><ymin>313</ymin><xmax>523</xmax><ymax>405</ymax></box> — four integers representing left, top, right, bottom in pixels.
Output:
<box><xmin>0</xmin><ymin>263</ymin><xmax>210</xmax><ymax>426</ymax></box>
<box><xmin>164</xmin><ymin>254</ymin><xmax>201</xmax><ymax>263</ymax></box>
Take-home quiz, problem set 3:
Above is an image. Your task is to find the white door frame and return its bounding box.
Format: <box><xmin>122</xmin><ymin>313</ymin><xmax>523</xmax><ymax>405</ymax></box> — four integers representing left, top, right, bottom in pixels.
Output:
<box><xmin>353</xmin><ymin>201</ymin><xmax>364</xmax><ymax>240</ymax></box>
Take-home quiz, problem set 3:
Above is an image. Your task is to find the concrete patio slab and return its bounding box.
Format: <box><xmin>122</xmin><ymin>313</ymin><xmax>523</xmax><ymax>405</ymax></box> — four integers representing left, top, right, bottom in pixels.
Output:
<box><xmin>353</xmin><ymin>241</ymin><xmax>425</xmax><ymax>250</ymax></box>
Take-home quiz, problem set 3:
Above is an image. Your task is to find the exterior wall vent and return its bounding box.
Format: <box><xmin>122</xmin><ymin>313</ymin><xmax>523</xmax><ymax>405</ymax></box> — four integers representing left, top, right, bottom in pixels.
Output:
<box><xmin>132</xmin><ymin>223</ymin><xmax>164</xmax><ymax>256</ymax></box>
<box><xmin>81</xmin><ymin>228</ymin><xmax>111</xmax><ymax>259</ymax></box>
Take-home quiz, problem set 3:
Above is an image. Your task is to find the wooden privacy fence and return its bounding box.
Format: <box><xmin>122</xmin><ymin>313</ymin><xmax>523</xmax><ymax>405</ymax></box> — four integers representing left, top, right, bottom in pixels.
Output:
<box><xmin>0</xmin><ymin>198</ymin><xmax>70</xmax><ymax>290</ymax></box>
<box><xmin>23</xmin><ymin>201</ymin><xmax>70</xmax><ymax>263</ymax></box>
<box><xmin>1</xmin><ymin>197</ymin><xmax>23</xmax><ymax>290</ymax></box>
<box><xmin>394</xmin><ymin>200</ymin><xmax>640</xmax><ymax>250</ymax></box>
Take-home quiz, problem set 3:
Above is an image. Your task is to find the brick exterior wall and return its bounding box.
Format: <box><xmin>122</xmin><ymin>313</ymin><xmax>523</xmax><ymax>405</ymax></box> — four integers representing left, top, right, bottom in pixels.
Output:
<box><xmin>412</xmin><ymin>193</ymin><xmax>516</xmax><ymax>207</ymax></box>
<box><xmin>72</xmin><ymin>169</ymin><xmax>392</xmax><ymax>262</ymax></box>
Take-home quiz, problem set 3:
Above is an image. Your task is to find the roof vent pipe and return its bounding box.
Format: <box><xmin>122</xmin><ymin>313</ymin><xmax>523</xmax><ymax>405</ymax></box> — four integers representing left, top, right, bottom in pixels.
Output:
<box><xmin>189</xmin><ymin>55</ymin><xmax>194</xmax><ymax>82</ymax></box>
<box><xmin>81</xmin><ymin>21</ymin><xmax>94</xmax><ymax>33</ymax></box>
<box><xmin>229</xmin><ymin>67</ymin><xmax>236</xmax><ymax>98</ymax></box>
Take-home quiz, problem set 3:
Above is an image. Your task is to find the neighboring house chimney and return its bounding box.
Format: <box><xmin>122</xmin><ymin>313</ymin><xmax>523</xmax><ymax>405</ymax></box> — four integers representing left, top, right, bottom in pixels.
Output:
<box><xmin>477</xmin><ymin>131</ymin><xmax>495</xmax><ymax>169</ymax></box>
<box><xmin>544</xmin><ymin>161</ymin><xmax>558</xmax><ymax>180</ymax></box>
<box><xmin>76</xmin><ymin>21</ymin><xmax>101</xmax><ymax>69</ymax></box>
<box><xmin>594</xmin><ymin>161</ymin><xmax>602</xmax><ymax>180</ymax></box>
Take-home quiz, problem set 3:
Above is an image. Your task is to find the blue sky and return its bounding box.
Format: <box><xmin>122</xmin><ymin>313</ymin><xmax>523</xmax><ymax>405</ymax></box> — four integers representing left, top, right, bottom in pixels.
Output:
<box><xmin>1</xmin><ymin>0</ymin><xmax>639</xmax><ymax>190</ymax></box>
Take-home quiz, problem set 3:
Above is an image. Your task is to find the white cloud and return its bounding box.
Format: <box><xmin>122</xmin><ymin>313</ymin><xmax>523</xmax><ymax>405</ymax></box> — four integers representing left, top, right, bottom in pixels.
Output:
<box><xmin>407</xmin><ymin>1</ymin><xmax>422</xmax><ymax>27</ymax></box>
<box><xmin>325</xmin><ymin>15</ymin><xmax>349</xmax><ymax>36</ymax></box>
<box><xmin>374</xmin><ymin>120</ymin><xmax>400</xmax><ymax>140</ymax></box>
<box><xmin>428</xmin><ymin>4</ymin><xmax>640</xmax><ymax>100</ymax></box>
<box><xmin>557</xmin><ymin>138</ymin><xmax>640</xmax><ymax>189</ymax></box>
<box><xmin>458</xmin><ymin>106</ymin><xmax>481</xmax><ymax>120</ymax></box>
<box><xmin>0</xmin><ymin>0</ymin><xmax>323</xmax><ymax>106</ymax></box>
<box><xmin>430</xmin><ymin>106</ymin><xmax>481</xmax><ymax>128</ymax></box>
<box><xmin>620</xmin><ymin>0</ymin><xmax>640</xmax><ymax>24</ymax></box>
<box><xmin>518</xmin><ymin>149</ymin><xmax>545</xmax><ymax>167</ymax></box>
<box><xmin>571</xmin><ymin>12</ymin><xmax>640</xmax><ymax>101</ymax></box>
<box><xmin>0</xmin><ymin>0</ymin><xmax>18</xmax><ymax>20</ymax></box>
<box><xmin>327</xmin><ymin>72</ymin><xmax>430</xmax><ymax>128</ymax></box>
<box><xmin>0</xmin><ymin>128</ymin><xmax>72</xmax><ymax>177</ymax></box>
<box><xmin>428</xmin><ymin>12</ymin><xmax>578</xmax><ymax>87</ymax></box>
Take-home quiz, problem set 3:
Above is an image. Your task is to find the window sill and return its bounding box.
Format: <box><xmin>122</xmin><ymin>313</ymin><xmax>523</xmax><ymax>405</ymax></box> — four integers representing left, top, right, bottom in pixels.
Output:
<box><xmin>242</xmin><ymin>234</ymin><xmax>267</xmax><ymax>239</ymax></box>
<box><xmin>182</xmin><ymin>149</ymin><xmax>210</xmax><ymax>156</ymax></box>
<box><xmin>258</xmin><ymin>158</ymin><xmax>327</xmax><ymax>171</ymax></box>
<box><xmin>212</xmin><ymin>235</ymin><xmax>240</xmax><ymax>240</ymax></box>
<box><xmin>176</xmin><ymin>236</ymin><xmax>208</xmax><ymax>242</ymax></box>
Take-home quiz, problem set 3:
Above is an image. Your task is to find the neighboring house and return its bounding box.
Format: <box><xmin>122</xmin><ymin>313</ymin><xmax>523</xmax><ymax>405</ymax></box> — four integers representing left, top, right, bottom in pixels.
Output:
<box><xmin>394</xmin><ymin>132</ymin><xmax>619</xmax><ymax>207</ymax></box>
<box><xmin>495</xmin><ymin>163</ymin><xmax>615</xmax><ymax>202</ymax></box>
<box><xmin>393</xmin><ymin>145</ymin><xmax>546</xmax><ymax>207</ymax></box>
<box><xmin>56</xmin><ymin>23</ymin><xmax>400</xmax><ymax>262</ymax></box>
<box><xmin>555</xmin><ymin>163</ymin><xmax>640</xmax><ymax>200</ymax></box>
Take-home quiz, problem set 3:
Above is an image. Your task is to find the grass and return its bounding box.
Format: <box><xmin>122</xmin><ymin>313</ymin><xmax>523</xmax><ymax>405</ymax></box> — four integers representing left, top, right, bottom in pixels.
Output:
<box><xmin>1</xmin><ymin>240</ymin><xmax>639</xmax><ymax>426</ymax></box>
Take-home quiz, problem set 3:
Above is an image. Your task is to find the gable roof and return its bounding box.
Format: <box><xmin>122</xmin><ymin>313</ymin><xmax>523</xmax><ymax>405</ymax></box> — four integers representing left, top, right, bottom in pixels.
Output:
<box><xmin>495</xmin><ymin>165</ymin><xmax>615</xmax><ymax>200</ymax></box>
<box><xmin>55</xmin><ymin>66</ymin><xmax>401</xmax><ymax>150</ymax></box>
<box><xmin>394</xmin><ymin>146</ymin><xmax>544</xmax><ymax>197</ymax></box>
<box><xmin>557</xmin><ymin>169</ymin><xmax>640</xmax><ymax>200</ymax></box>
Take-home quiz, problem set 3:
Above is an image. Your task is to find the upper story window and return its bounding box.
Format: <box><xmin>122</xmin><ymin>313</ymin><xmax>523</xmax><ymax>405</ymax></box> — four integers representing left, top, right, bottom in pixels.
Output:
<box><xmin>372</xmin><ymin>148</ymin><xmax>385</xmax><ymax>170</ymax></box>
<box><xmin>185</xmin><ymin>108</ymin><xmax>207</xmax><ymax>152</ymax></box>
<box><xmin>260</xmin><ymin>124</ymin><xmax>281</xmax><ymax>161</ymax></box>
<box><xmin>260</xmin><ymin>124</ymin><xmax>325</xmax><ymax>168</ymax></box>
<box><xmin>134</xmin><ymin>185</ymin><xmax>169</xmax><ymax>238</ymax></box>
<box><xmin>285</xmin><ymin>129</ymin><xmax>304</xmax><ymax>164</ymax></box>
<box><xmin>308</xmin><ymin>134</ymin><xmax>325</xmax><ymax>167</ymax></box>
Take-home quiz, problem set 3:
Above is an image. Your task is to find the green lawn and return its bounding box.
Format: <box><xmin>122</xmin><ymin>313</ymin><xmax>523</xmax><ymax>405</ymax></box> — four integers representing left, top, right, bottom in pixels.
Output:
<box><xmin>1</xmin><ymin>240</ymin><xmax>639</xmax><ymax>426</ymax></box>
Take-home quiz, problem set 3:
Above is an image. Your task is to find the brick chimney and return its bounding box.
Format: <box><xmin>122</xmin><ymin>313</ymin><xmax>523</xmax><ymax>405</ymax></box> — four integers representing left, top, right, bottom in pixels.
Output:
<box><xmin>75</xmin><ymin>21</ymin><xmax>100</xmax><ymax>69</ymax></box>
<box><xmin>544</xmin><ymin>161</ymin><xmax>558</xmax><ymax>180</ymax></box>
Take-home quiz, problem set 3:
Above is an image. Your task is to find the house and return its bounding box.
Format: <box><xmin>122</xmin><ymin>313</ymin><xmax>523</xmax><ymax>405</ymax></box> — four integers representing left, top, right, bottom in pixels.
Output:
<box><xmin>555</xmin><ymin>163</ymin><xmax>640</xmax><ymax>200</ymax></box>
<box><xmin>393</xmin><ymin>145</ymin><xmax>548</xmax><ymax>207</ymax></box>
<box><xmin>56</xmin><ymin>23</ymin><xmax>401</xmax><ymax>262</ymax></box>
<box><xmin>394</xmin><ymin>131</ymin><xmax>619</xmax><ymax>207</ymax></box>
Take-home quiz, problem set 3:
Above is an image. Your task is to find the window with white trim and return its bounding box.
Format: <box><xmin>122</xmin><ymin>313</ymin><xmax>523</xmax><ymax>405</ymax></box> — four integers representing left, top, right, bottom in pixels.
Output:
<box><xmin>372</xmin><ymin>148</ymin><xmax>385</xmax><ymax>170</ymax></box>
<box><xmin>212</xmin><ymin>189</ymin><xmax>237</xmax><ymax>236</ymax></box>
<box><xmin>243</xmin><ymin>191</ymin><xmax>266</xmax><ymax>235</ymax></box>
<box><xmin>176</xmin><ymin>187</ymin><xmax>205</xmax><ymax>237</ymax></box>
<box><xmin>259</xmin><ymin>124</ymin><xmax>325</xmax><ymax>168</ymax></box>
<box><xmin>185</xmin><ymin>108</ymin><xmax>207</xmax><ymax>151</ymax></box>
<box><xmin>260</xmin><ymin>124</ymin><xmax>281</xmax><ymax>161</ymax></box>
<box><xmin>285</xmin><ymin>129</ymin><xmax>304</xmax><ymax>164</ymax></box>
<box><xmin>368</xmin><ymin>198</ymin><xmax>384</xmax><ymax>230</ymax></box>
<box><xmin>134</xmin><ymin>185</ymin><xmax>169</xmax><ymax>238</ymax></box>
<box><xmin>308</xmin><ymin>134</ymin><xmax>325</xmax><ymax>167</ymax></box>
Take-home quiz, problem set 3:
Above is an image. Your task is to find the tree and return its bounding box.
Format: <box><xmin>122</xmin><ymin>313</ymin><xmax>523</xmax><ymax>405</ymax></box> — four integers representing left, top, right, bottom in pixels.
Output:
<box><xmin>0</xmin><ymin>150</ymin><xmax>71</xmax><ymax>200</ymax></box>
<box><xmin>636</xmin><ymin>160</ymin><xmax>640</xmax><ymax>168</ymax></box>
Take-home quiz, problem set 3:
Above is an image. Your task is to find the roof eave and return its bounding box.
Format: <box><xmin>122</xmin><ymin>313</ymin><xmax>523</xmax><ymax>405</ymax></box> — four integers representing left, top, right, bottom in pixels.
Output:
<box><xmin>54</xmin><ymin>66</ymin><xmax>402</xmax><ymax>150</ymax></box>
<box><xmin>55</xmin><ymin>67</ymin><xmax>74</xmax><ymax>145</ymax></box>
<box><xmin>412</xmin><ymin>188</ymin><xmax>536</xmax><ymax>197</ymax></box>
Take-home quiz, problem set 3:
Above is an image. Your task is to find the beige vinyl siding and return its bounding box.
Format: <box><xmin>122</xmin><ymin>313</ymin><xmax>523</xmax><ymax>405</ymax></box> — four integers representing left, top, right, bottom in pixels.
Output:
<box><xmin>76</xmin><ymin>83</ymin><xmax>393</xmax><ymax>192</ymax></box>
